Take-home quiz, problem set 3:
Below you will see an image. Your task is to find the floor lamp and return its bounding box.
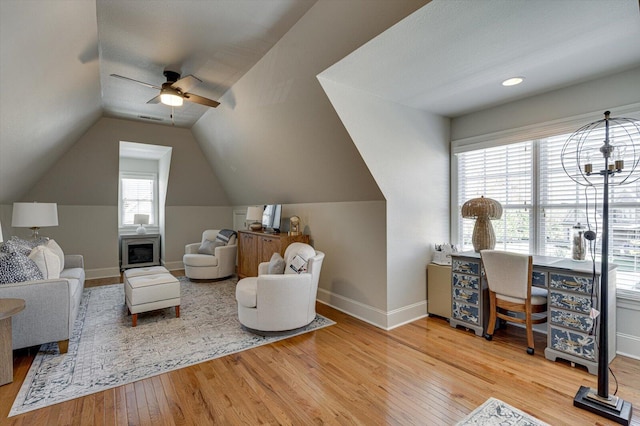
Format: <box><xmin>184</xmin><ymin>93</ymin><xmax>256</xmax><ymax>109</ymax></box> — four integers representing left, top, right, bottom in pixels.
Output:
<box><xmin>561</xmin><ymin>111</ymin><xmax>638</xmax><ymax>425</ymax></box>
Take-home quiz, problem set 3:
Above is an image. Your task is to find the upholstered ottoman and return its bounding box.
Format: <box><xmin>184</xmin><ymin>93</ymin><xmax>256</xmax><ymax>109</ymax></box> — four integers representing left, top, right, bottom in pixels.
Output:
<box><xmin>123</xmin><ymin>266</ymin><xmax>169</xmax><ymax>279</ymax></box>
<box><xmin>124</xmin><ymin>271</ymin><xmax>181</xmax><ymax>327</ymax></box>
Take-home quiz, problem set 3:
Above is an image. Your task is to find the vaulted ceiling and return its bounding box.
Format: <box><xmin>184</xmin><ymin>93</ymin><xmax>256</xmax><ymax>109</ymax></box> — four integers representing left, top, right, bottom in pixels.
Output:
<box><xmin>1</xmin><ymin>0</ymin><xmax>639</xmax><ymax>205</ymax></box>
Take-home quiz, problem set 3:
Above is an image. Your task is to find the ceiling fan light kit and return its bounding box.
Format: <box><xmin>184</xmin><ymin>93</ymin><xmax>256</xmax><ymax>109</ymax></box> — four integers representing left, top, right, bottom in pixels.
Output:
<box><xmin>110</xmin><ymin>69</ymin><xmax>219</xmax><ymax>110</ymax></box>
<box><xmin>160</xmin><ymin>87</ymin><xmax>183</xmax><ymax>106</ymax></box>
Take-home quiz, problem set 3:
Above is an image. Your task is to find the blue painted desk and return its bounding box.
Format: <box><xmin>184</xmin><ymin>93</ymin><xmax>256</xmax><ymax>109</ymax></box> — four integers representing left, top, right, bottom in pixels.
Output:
<box><xmin>449</xmin><ymin>251</ymin><xmax>617</xmax><ymax>375</ymax></box>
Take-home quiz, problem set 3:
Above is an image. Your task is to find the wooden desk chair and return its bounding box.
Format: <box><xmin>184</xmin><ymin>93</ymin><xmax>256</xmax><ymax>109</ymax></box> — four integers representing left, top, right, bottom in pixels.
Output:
<box><xmin>480</xmin><ymin>250</ymin><xmax>548</xmax><ymax>355</ymax></box>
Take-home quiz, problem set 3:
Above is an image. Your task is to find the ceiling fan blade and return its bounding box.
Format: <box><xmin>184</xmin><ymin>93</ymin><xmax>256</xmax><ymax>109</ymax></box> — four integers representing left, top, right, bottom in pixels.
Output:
<box><xmin>110</xmin><ymin>74</ymin><xmax>161</xmax><ymax>90</ymax></box>
<box><xmin>146</xmin><ymin>95</ymin><xmax>161</xmax><ymax>104</ymax></box>
<box><xmin>171</xmin><ymin>75</ymin><xmax>201</xmax><ymax>93</ymax></box>
<box><xmin>183</xmin><ymin>92</ymin><xmax>220</xmax><ymax>108</ymax></box>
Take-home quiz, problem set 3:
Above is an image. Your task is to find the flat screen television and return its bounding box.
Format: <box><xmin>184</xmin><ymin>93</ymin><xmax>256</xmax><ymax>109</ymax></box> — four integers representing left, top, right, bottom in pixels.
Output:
<box><xmin>262</xmin><ymin>204</ymin><xmax>282</xmax><ymax>233</ymax></box>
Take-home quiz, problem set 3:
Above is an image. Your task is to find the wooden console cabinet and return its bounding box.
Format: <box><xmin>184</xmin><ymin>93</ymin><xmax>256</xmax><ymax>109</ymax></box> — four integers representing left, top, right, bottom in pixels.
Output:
<box><xmin>237</xmin><ymin>230</ymin><xmax>310</xmax><ymax>278</ymax></box>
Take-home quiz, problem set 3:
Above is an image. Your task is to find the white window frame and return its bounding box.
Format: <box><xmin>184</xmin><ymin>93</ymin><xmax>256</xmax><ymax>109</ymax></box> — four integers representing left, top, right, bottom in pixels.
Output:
<box><xmin>451</xmin><ymin>106</ymin><xmax>640</xmax><ymax>294</ymax></box>
<box><xmin>118</xmin><ymin>171</ymin><xmax>159</xmax><ymax>232</ymax></box>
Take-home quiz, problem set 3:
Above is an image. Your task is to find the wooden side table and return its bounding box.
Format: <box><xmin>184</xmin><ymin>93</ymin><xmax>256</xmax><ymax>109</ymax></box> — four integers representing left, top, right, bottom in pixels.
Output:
<box><xmin>1</xmin><ymin>298</ymin><xmax>25</xmax><ymax>386</ymax></box>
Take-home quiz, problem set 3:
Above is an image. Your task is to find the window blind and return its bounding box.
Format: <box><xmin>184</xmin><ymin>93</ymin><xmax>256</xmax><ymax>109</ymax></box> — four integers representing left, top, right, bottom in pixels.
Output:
<box><xmin>457</xmin><ymin>141</ymin><xmax>532</xmax><ymax>254</ymax></box>
<box><xmin>456</xmin><ymin>131</ymin><xmax>640</xmax><ymax>290</ymax></box>
<box><xmin>121</xmin><ymin>174</ymin><xmax>155</xmax><ymax>225</ymax></box>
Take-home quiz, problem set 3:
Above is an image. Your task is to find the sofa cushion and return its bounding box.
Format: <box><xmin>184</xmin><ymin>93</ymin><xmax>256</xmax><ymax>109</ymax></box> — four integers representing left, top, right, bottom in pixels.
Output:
<box><xmin>60</xmin><ymin>267</ymin><xmax>86</xmax><ymax>283</ymax></box>
<box><xmin>267</xmin><ymin>252</ymin><xmax>286</xmax><ymax>274</ymax></box>
<box><xmin>45</xmin><ymin>239</ymin><xmax>65</xmax><ymax>270</ymax></box>
<box><xmin>0</xmin><ymin>251</ymin><xmax>44</xmax><ymax>284</ymax></box>
<box><xmin>198</xmin><ymin>239</ymin><xmax>224</xmax><ymax>255</ymax></box>
<box><xmin>29</xmin><ymin>245</ymin><xmax>61</xmax><ymax>279</ymax></box>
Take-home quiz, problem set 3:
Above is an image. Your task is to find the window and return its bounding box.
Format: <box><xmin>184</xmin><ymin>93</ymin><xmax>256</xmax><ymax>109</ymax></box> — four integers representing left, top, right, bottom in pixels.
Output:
<box><xmin>119</xmin><ymin>172</ymin><xmax>157</xmax><ymax>228</ymax></box>
<box><xmin>455</xmin><ymin>130</ymin><xmax>640</xmax><ymax>292</ymax></box>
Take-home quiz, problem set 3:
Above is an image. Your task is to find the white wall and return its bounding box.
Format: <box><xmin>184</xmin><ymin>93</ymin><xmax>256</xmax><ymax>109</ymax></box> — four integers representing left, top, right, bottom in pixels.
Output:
<box><xmin>451</xmin><ymin>67</ymin><xmax>640</xmax><ymax>359</ymax></box>
<box><xmin>451</xmin><ymin>66</ymin><xmax>640</xmax><ymax>141</ymax></box>
<box><xmin>318</xmin><ymin>79</ymin><xmax>450</xmax><ymax>327</ymax></box>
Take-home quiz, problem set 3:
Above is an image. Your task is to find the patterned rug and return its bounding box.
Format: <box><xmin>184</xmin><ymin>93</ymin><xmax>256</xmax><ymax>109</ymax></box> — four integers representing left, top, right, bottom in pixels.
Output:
<box><xmin>457</xmin><ymin>397</ymin><xmax>550</xmax><ymax>426</ymax></box>
<box><xmin>10</xmin><ymin>277</ymin><xmax>335</xmax><ymax>416</ymax></box>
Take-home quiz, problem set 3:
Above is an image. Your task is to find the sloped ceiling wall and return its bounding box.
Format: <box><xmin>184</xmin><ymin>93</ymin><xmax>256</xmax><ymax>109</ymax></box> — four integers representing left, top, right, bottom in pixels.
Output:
<box><xmin>0</xmin><ymin>0</ymin><xmax>102</xmax><ymax>203</ymax></box>
<box><xmin>24</xmin><ymin>117</ymin><xmax>229</xmax><ymax>206</ymax></box>
<box><xmin>191</xmin><ymin>0</ymin><xmax>429</xmax><ymax>206</ymax></box>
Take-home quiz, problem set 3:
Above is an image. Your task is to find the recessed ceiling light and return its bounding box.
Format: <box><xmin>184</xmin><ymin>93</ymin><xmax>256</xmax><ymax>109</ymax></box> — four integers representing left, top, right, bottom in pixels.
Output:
<box><xmin>502</xmin><ymin>77</ymin><xmax>524</xmax><ymax>87</ymax></box>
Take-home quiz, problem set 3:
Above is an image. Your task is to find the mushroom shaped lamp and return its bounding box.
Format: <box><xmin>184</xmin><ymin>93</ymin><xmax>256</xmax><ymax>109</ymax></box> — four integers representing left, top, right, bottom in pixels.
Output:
<box><xmin>461</xmin><ymin>196</ymin><xmax>503</xmax><ymax>252</ymax></box>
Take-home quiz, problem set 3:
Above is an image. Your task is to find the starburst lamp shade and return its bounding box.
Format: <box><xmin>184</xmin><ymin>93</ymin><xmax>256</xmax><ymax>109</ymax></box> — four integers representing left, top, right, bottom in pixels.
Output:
<box><xmin>461</xmin><ymin>196</ymin><xmax>503</xmax><ymax>252</ymax></box>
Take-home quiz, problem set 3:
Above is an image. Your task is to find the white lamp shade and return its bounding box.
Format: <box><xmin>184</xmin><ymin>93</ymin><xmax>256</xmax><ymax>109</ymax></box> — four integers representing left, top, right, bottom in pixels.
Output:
<box><xmin>0</xmin><ymin>218</ymin><xmax>3</xmax><ymax>243</ymax></box>
<box><xmin>12</xmin><ymin>202</ymin><xmax>59</xmax><ymax>228</ymax></box>
<box><xmin>246</xmin><ymin>206</ymin><xmax>263</xmax><ymax>222</ymax></box>
<box><xmin>133</xmin><ymin>214</ymin><xmax>149</xmax><ymax>225</ymax></box>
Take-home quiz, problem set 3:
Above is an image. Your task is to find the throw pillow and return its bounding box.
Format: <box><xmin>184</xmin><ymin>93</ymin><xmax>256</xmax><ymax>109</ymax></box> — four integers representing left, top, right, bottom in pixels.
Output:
<box><xmin>0</xmin><ymin>251</ymin><xmax>44</xmax><ymax>284</ymax></box>
<box><xmin>45</xmin><ymin>239</ymin><xmax>65</xmax><ymax>270</ymax></box>
<box><xmin>0</xmin><ymin>236</ymin><xmax>45</xmax><ymax>256</ymax></box>
<box><xmin>29</xmin><ymin>245</ymin><xmax>62</xmax><ymax>279</ymax></box>
<box><xmin>198</xmin><ymin>239</ymin><xmax>224</xmax><ymax>255</ymax></box>
<box><xmin>284</xmin><ymin>244</ymin><xmax>317</xmax><ymax>275</ymax></box>
<box><xmin>267</xmin><ymin>252</ymin><xmax>286</xmax><ymax>274</ymax></box>
<box><xmin>287</xmin><ymin>255</ymin><xmax>308</xmax><ymax>274</ymax></box>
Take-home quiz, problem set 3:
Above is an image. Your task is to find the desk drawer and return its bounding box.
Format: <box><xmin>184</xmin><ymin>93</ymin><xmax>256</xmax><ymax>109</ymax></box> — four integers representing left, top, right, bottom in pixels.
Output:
<box><xmin>550</xmin><ymin>273</ymin><xmax>593</xmax><ymax>293</ymax></box>
<box><xmin>452</xmin><ymin>301</ymin><xmax>479</xmax><ymax>325</ymax></box>
<box><xmin>532</xmin><ymin>271</ymin><xmax>546</xmax><ymax>287</ymax></box>
<box><xmin>549</xmin><ymin>290</ymin><xmax>592</xmax><ymax>315</ymax></box>
<box><xmin>549</xmin><ymin>326</ymin><xmax>596</xmax><ymax>361</ymax></box>
<box><xmin>452</xmin><ymin>273</ymin><xmax>479</xmax><ymax>290</ymax></box>
<box><xmin>550</xmin><ymin>308</ymin><xmax>594</xmax><ymax>333</ymax></box>
<box><xmin>453</xmin><ymin>288</ymin><xmax>478</xmax><ymax>305</ymax></box>
<box><xmin>452</xmin><ymin>259</ymin><xmax>479</xmax><ymax>275</ymax></box>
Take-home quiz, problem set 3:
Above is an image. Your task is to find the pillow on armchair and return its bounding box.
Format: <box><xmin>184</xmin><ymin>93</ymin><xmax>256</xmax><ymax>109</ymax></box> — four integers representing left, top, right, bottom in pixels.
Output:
<box><xmin>198</xmin><ymin>239</ymin><xmax>225</xmax><ymax>255</ymax></box>
<box><xmin>267</xmin><ymin>252</ymin><xmax>286</xmax><ymax>274</ymax></box>
<box><xmin>284</xmin><ymin>244</ymin><xmax>317</xmax><ymax>275</ymax></box>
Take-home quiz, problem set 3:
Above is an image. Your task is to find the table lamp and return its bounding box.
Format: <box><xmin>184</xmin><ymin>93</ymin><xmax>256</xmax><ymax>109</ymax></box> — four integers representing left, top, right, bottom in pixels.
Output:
<box><xmin>461</xmin><ymin>196</ymin><xmax>502</xmax><ymax>252</ymax></box>
<box><xmin>246</xmin><ymin>206</ymin><xmax>263</xmax><ymax>231</ymax></box>
<box><xmin>11</xmin><ymin>202</ymin><xmax>59</xmax><ymax>239</ymax></box>
<box><xmin>134</xmin><ymin>214</ymin><xmax>149</xmax><ymax>235</ymax></box>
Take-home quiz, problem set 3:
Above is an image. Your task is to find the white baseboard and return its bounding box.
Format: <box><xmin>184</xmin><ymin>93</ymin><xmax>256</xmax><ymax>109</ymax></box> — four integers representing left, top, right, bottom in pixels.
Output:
<box><xmin>85</xmin><ymin>267</ymin><xmax>121</xmax><ymax>280</ymax></box>
<box><xmin>616</xmin><ymin>332</ymin><xmax>640</xmax><ymax>360</ymax></box>
<box><xmin>316</xmin><ymin>288</ymin><xmax>427</xmax><ymax>330</ymax></box>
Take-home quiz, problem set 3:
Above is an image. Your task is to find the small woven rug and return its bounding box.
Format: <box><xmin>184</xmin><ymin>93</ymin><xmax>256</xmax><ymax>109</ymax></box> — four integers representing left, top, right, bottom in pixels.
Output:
<box><xmin>10</xmin><ymin>276</ymin><xmax>335</xmax><ymax>416</ymax></box>
<box><xmin>457</xmin><ymin>397</ymin><xmax>550</xmax><ymax>426</ymax></box>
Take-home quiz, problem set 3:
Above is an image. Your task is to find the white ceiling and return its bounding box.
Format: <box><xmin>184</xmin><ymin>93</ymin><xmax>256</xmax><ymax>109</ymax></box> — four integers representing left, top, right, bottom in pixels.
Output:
<box><xmin>98</xmin><ymin>0</ymin><xmax>317</xmax><ymax>127</ymax></box>
<box><xmin>322</xmin><ymin>0</ymin><xmax>640</xmax><ymax>117</ymax></box>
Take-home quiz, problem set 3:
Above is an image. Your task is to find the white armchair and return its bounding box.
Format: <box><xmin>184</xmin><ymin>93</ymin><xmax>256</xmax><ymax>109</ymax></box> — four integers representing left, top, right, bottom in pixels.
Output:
<box><xmin>183</xmin><ymin>229</ymin><xmax>237</xmax><ymax>280</ymax></box>
<box><xmin>235</xmin><ymin>242</ymin><xmax>325</xmax><ymax>333</ymax></box>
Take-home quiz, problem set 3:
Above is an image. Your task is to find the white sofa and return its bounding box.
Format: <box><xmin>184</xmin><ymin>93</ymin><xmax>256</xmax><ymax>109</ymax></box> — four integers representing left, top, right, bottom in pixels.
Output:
<box><xmin>0</xmin><ymin>254</ymin><xmax>85</xmax><ymax>353</ymax></box>
<box><xmin>183</xmin><ymin>229</ymin><xmax>237</xmax><ymax>280</ymax></box>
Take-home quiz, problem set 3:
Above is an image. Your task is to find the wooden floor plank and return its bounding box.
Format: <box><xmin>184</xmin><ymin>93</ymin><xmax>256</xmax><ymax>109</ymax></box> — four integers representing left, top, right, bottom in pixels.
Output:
<box><xmin>1</xmin><ymin>274</ymin><xmax>638</xmax><ymax>425</ymax></box>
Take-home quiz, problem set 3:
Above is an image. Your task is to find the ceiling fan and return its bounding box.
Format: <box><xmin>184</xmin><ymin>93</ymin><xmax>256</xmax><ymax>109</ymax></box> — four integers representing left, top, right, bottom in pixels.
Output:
<box><xmin>110</xmin><ymin>70</ymin><xmax>220</xmax><ymax>108</ymax></box>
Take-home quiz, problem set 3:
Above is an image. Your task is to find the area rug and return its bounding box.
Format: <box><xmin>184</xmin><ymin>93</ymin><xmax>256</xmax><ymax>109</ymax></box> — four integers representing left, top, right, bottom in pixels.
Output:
<box><xmin>457</xmin><ymin>397</ymin><xmax>550</xmax><ymax>426</ymax></box>
<box><xmin>10</xmin><ymin>277</ymin><xmax>335</xmax><ymax>416</ymax></box>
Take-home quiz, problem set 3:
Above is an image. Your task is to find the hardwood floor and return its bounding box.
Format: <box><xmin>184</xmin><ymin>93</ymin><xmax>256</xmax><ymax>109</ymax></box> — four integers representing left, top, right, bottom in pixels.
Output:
<box><xmin>1</xmin><ymin>274</ymin><xmax>639</xmax><ymax>425</ymax></box>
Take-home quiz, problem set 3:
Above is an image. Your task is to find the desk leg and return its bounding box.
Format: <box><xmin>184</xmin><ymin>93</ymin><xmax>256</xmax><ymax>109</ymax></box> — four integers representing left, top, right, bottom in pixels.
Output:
<box><xmin>0</xmin><ymin>317</ymin><xmax>14</xmax><ymax>386</ymax></box>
